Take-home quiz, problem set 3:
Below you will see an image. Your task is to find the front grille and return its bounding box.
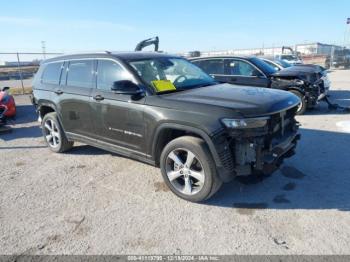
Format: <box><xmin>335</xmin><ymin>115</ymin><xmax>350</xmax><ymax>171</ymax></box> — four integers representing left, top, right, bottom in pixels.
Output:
<box><xmin>269</xmin><ymin>106</ymin><xmax>297</xmax><ymax>137</ymax></box>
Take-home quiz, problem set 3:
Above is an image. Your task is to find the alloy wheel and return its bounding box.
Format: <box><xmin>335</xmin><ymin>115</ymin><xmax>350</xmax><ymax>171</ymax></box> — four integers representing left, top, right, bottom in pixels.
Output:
<box><xmin>165</xmin><ymin>148</ymin><xmax>205</xmax><ymax>195</ymax></box>
<box><xmin>43</xmin><ymin>119</ymin><xmax>60</xmax><ymax>148</ymax></box>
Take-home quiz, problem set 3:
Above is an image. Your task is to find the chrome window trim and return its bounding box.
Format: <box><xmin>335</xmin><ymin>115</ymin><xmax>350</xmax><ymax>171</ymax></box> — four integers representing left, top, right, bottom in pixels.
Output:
<box><xmin>42</xmin><ymin>57</ymin><xmax>138</xmax><ymax>88</ymax></box>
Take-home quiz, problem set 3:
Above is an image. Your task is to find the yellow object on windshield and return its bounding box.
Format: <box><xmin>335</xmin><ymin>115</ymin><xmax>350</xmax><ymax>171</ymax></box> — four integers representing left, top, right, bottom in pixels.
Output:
<box><xmin>152</xmin><ymin>80</ymin><xmax>176</xmax><ymax>92</ymax></box>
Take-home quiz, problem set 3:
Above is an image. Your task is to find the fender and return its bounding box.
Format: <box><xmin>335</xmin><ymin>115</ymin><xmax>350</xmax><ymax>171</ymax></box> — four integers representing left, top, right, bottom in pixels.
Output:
<box><xmin>37</xmin><ymin>100</ymin><xmax>71</xmax><ymax>135</ymax></box>
<box><xmin>151</xmin><ymin>123</ymin><xmax>223</xmax><ymax>168</ymax></box>
<box><xmin>37</xmin><ymin>99</ymin><xmax>58</xmax><ymax>116</ymax></box>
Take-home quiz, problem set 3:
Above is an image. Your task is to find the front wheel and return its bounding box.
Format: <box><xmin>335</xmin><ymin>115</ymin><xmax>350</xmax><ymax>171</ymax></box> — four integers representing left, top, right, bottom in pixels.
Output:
<box><xmin>42</xmin><ymin>112</ymin><xmax>73</xmax><ymax>153</ymax></box>
<box><xmin>160</xmin><ymin>136</ymin><xmax>222</xmax><ymax>202</ymax></box>
<box><xmin>290</xmin><ymin>90</ymin><xmax>307</xmax><ymax>115</ymax></box>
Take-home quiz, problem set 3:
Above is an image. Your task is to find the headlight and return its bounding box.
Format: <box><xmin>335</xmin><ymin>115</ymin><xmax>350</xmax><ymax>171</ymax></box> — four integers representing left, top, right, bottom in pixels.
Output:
<box><xmin>221</xmin><ymin>117</ymin><xmax>269</xmax><ymax>129</ymax></box>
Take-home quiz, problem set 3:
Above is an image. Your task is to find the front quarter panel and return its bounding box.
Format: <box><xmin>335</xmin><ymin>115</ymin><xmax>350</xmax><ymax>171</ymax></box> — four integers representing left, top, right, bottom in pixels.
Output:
<box><xmin>143</xmin><ymin>95</ymin><xmax>235</xmax><ymax>157</ymax></box>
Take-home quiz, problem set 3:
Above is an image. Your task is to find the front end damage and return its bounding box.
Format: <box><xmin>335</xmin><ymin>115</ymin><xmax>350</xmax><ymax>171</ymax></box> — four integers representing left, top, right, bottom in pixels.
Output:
<box><xmin>271</xmin><ymin>71</ymin><xmax>328</xmax><ymax>107</ymax></box>
<box><xmin>213</xmin><ymin>106</ymin><xmax>300</xmax><ymax>182</ymax></box>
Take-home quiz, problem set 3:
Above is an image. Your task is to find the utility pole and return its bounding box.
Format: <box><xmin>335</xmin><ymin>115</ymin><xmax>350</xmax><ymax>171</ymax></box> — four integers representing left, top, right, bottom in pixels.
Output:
<box><xmin>16</xmin><ymin>52</ymin><xmax>25</xmax><ymax>94</ymax></box>
<box><xmin>330</xmin><ymin>45</ymin><xmax>335</xmax><ymax>69</ymax></box>
<box><xmin>41</xmin><ymin>41</ymin><xmax>46</xmax><ymax>59</ymax></box>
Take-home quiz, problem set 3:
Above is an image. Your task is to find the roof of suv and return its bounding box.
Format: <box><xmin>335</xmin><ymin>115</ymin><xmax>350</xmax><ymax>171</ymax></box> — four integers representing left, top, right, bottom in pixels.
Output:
<box><xmin>43</xmin><ymin>51</ymin><xmax>180</xmax><ymax>63</ymax></box>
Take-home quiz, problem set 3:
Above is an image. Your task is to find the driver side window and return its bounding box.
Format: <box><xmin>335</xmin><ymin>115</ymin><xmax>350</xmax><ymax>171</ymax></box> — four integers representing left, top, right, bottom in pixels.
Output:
<box><xmin>97</xmin><ymin>60</ymin><xmax>132</xmax><ymax>90</ymax></box>
<box><xmin>225</xmin><ymin>59</ymin><xmax>261</xmax><ymax>77</ymax></box>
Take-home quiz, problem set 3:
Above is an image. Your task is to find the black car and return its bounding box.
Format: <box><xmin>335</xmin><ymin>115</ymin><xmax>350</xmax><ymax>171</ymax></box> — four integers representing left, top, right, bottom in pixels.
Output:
<box><xmin>190</xmin><ymin>56</ymin><xmax>328</xmax><ymax>114</ymax></box>
<box><xmin>32</xmin><ymin>52</ymin><xmax>300</xmax><ymax>202</ymax></box>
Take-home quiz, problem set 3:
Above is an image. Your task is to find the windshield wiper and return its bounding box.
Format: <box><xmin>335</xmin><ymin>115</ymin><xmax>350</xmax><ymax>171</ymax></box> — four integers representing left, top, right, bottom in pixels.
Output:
<box><xmin>181</xmin><ymin>82</ymin><xmax>217</xmax><ymax>89</ymax></box>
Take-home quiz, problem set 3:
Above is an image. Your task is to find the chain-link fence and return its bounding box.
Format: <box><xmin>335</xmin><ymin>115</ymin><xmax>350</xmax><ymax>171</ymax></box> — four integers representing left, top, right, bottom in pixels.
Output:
<box><xmin>0</xmin><ymin>52</ymin><xmax>62</xmax><ymax>94</ymax></box>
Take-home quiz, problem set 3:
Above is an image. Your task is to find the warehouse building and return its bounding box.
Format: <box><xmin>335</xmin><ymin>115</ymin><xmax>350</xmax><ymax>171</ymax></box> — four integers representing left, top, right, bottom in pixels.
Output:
<box><xmin>196</xmin><ymin>42</ymin><xmax>342</xmax><ymax>57</ymax></box>
<box><xmin>295</xmin><ymin>42</ymin><xmax>342</xmax><ymax>55</ymax></box>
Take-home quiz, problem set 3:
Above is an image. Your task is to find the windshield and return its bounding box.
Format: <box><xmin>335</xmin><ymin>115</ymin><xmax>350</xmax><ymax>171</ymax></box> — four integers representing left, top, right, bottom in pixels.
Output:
<box><xmin>250</xmin><ymin>57</ymin><xmax>278</xmax><ymax>75</ymax></box>
<box><xmin>128</xmin><ymin>58</ymin><xmax>216</xmax><ymax>92</ymax></box>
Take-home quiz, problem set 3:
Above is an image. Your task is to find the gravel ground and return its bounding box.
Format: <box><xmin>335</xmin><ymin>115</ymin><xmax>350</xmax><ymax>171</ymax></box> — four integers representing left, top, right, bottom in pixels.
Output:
<box><xmin>0</xmin><ymin>70</ymin><xmax>350</xmax><ymax>255</ymax></box>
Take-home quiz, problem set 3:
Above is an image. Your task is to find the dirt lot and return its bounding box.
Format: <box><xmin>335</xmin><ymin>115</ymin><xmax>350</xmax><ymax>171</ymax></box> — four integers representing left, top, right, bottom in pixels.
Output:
<box><xmin>0</xmin><ymin>70</ymin><xmax>350</xmax><ymax>255</ymax></box>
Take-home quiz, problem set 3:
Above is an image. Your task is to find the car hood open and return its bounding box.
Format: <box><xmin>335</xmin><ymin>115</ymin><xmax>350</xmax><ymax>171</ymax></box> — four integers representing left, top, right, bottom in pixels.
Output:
<box><xmin>161</xmin><ymin>83</ymin><xmax>300</xmax><ymax>117</ymax></box>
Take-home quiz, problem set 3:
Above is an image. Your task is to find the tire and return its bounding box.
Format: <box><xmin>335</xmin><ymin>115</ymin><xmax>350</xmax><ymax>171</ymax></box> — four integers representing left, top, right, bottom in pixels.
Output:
<box><xmin>160</xmin><ymin>136</ymin><xmax>222</xmax><ymax>202</ymax></box>
<box><xmin>290</xmin><ymin>90</ymin><xmax>307</xmax><ymax>115</ymax></box>
<box><xmin>42</xmin><ymin>112</ymin><xmax>73</xmax><ymax>153</ymax></box>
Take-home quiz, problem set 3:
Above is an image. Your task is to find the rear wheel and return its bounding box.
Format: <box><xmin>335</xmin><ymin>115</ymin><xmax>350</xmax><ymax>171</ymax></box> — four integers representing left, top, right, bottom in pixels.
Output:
<box><xmin>290</xmin><ymin>90</ymin><xmax>307</xmax><ymax>115</ymax></box>
<box><xmin>42</xmin><ymin>112</ymin><xmax>73</xmax><ymax>153</ymax></box>
<box><xmin>160</xmin><ymin>136</ymin><xmax>222</xmax><ymax>202</ymax></box>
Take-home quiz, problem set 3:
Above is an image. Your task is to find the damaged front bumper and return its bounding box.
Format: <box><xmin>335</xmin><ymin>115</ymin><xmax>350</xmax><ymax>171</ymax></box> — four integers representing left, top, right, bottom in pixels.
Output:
<box><xmin>213</xmin><ymin>107</ymin><xmax>300</xmax><ymax>182</ymax></box>
<box><xmin>232</xmin><ymin>129</ymin><xmax>300</xmax><ymax>177</ymax></box>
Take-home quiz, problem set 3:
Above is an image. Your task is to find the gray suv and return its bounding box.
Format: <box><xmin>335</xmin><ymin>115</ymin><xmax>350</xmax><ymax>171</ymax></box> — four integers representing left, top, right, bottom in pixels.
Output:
<box><xmin>32</xmin><ymin>52</ymin><xmax>300</xmax><ymax>202</ymax></box>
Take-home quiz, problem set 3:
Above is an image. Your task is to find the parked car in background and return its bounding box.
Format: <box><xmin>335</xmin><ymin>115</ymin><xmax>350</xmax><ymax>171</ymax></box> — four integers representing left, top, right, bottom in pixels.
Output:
<box><xmin>261</xmin><ymin>57</ymin><xmax>331</xmax><ymax>96</ymax></box>
<box><xmin>262</xmin><ymin>57</ymin><xmax>327</xmax><ymax>72</ymax></box>
<box><xmin>332</xmin><ymin>49</ymin><xmax>350</xmax><ymax>69</ymax></box>
<box><xmin>0</xmin><ymin>87</ymin><xmax>16</xmax><ymax>125</ymax></box>
<box><xmin>32</xmin><ymin>52</ymin><xmax>301</xmax><ymax>202</ymax></box>
<box><xmin>275</xmin><ymin>54</ymin><xmax>303</xmax><ymax>65</ymax></box>
<box><xmin>260</xmin><ymin>58</ymin><xmax>292</xmax><ymax>71</ymax></box>
<box><xmin>190</xmin><ymin>56</ymin><xmax>328</xmax><ymax>114</ymax></box>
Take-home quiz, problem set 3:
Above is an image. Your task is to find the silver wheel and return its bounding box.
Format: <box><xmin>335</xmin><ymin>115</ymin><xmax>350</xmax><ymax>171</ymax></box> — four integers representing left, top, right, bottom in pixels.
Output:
<box><xmin>43</xmin><ymin>119</ymin><xmax>60</xmax><ymax>148</ymax></box>
<box><xmin>297</xmin><ymin>101</ymin><xmax>304</xmax><ymax>113</ymax></box>
<box><xmin>165</xmin><ymin>148</ymin><xmax>205</xmax><ymax>195</ymax></box>
<box><xmin>297</xmin><ymin>101</ymin><xmax>303</xmax><ymax>112</ymax></box>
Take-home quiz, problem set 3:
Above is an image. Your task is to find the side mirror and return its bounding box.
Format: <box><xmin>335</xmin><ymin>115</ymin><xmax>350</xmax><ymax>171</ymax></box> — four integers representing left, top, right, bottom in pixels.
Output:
<box><xmin>2</xmin><ymin>86</ymin><xmax>10</xmax><ymax>92</ymax></box>
<box><xmin>111</xmin><ymin>80</ymin><xmax>143</xmax><ymax>95</ymax></box>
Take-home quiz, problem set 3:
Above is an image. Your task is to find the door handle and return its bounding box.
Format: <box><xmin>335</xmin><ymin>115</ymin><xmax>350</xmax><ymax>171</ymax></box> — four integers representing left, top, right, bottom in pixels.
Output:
<box><xmin>93</xmin><ymin>95</ymin><xmax>104</xmax><ymax>101</ymax></box>
<box><xmin>54</xmin><ymin>89</ymin><xmax>63</xmax><ymax>95</ymax></box>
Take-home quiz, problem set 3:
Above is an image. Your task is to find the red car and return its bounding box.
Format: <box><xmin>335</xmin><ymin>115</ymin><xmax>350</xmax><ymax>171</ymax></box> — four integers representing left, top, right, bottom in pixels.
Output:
<box><xmin>0</xmin><ymin>87</ymin><xmax>16</xmax><ymax>125</ymax></box>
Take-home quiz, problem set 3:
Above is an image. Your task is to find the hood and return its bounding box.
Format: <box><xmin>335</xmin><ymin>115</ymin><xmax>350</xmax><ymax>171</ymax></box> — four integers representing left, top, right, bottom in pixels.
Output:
<box><xmin>272</xmin><ymin>67</ymin><xmax>310</xmax><ymax>77</ymax></box>
<box><xmin>272</xmin><ymin>67</ymin><xmax>321</xmax><ymax>83</ymax></box>
<box><xmin>294</xmin><ymin>64</ymin><xmax>326</xmax><ymax>73</ymax></box>
<box><xmin>160</xmin><ymin>83</ymin><xmax>300</xmax><ymax>117</ymax></box>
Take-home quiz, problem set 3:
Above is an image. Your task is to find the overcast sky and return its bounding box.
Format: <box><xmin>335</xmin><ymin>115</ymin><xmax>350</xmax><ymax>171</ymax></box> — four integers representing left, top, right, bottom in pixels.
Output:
<box><xmin>1</xmin><ymin>0</ymin><xmax>350</xmax><ymax>54</ymax></box>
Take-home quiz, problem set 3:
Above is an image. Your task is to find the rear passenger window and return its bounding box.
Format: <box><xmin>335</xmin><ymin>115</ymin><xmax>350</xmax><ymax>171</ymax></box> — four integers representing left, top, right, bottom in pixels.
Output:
<box><xmin>41</xmin><ymin>62</ymin><xmax>63</xmax><ymax>84</ymax></box>
<box><xmin>67</xmin><ymin>60</ymin><xmax>94</xmax><ymax>88</ymax></box>
<box><xmin>193</xmin><ymin>59</ymin><xmax>224</xmax><ymax>75</ymax></box>
<box><xmin>97</xmin><ymin>60</ymin><xmax>131</xmax><ymax>90</ymax></box>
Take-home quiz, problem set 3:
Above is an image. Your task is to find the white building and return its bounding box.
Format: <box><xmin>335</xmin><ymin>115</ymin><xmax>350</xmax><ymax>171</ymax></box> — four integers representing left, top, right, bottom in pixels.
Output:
<box><xmin>195</xmin><ymin>42</ymin><xmax>342</xmax><ymax>57</ymax></box>
<box><xmin>295</xmin><ymin>43</ymin><xmax>342</xmax><ymax>55</ymax></box>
